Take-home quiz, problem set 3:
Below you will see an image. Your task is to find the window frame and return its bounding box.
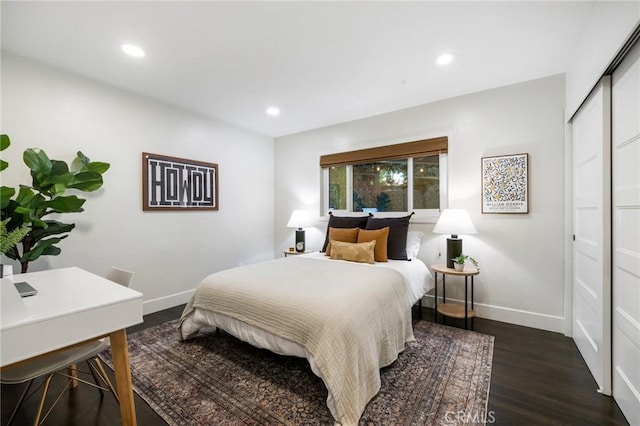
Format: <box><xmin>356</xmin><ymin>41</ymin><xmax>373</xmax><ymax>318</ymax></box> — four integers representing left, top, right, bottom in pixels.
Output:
<box><xmin>321</xmin><ymin>137</ymin><xmax>448</xmax><ymax>220</ymax></box>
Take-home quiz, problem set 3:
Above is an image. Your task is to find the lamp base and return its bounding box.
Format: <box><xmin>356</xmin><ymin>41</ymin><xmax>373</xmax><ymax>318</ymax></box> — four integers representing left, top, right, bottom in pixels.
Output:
<box><xmin>295</xmin><ymin>229</ymin><xmax>305</xmax><ymax>252</ymax></box>
<box><xmin>446</xmin><ymin>237</ymin><xmax>462</xmax><ymax>268</ymax></box>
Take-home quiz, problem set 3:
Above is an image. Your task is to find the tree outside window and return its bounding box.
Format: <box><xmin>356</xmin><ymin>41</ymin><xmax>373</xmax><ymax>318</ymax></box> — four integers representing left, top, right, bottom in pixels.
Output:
<box><xmin>353</xmin><ymin>161</ymin><xmax>407</xmax><ymax>212</ymax></box>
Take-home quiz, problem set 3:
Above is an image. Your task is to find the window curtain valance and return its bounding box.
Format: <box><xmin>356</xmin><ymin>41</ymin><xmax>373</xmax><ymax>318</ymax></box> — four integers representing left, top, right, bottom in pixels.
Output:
<box><xmin>319</xmin><ymin>136</ymin><xmax>448</xmax><ymax>168</ymax></box>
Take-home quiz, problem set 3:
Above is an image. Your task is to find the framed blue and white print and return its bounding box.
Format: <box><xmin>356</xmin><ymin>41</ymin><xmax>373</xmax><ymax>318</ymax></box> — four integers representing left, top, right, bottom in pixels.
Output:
<box><xmin>481</xmin><ymin>153</ymin><xmax>528</xmax><ymax>214</ymax></box>
<box><xmin>142</xmin><ymin>152</ymin><xmax>218</xmax><ymax>211</ymax></box>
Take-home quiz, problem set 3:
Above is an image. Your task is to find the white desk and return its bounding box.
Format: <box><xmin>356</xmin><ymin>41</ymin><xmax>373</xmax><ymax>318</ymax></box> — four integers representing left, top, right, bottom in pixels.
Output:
<box><xmin>1</xmin><ymin>267</ymin><xmax>143</xmax><ymax>425</ymax></box>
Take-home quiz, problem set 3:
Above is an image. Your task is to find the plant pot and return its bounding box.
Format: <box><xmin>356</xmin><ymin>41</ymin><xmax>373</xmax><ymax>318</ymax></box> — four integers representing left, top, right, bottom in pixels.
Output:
<box><xmin>453</xmin><ymin>263</ymin><xmax>464</xmax><ymax>271</ymax></box>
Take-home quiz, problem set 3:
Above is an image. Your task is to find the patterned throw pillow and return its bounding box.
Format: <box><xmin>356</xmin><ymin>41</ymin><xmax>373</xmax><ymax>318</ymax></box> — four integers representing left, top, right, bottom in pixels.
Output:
<box><xmin>325</xmin><ymin>227</ymin><xmax>360</xmax><ymax>256</ymax></box>
<box><xmin>329</xmin><ymin>240</ymin><xmax>376</xmax><ymax>264</ymax></box>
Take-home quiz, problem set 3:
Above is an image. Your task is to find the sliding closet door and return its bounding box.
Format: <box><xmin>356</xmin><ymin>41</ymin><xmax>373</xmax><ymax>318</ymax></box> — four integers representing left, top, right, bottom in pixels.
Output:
<box><xmin>571</xmin><ymin>77</ymin><xmax>612</xmax><ymax>395</ymax></box>
<box><xmin>611</xmin><ymin>39</ymin><xmax>640</xmax><ymax>426</ymax></box>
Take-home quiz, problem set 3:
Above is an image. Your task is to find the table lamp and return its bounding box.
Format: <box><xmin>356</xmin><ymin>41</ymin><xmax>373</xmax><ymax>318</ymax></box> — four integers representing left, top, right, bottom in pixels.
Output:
<box><xmin>433</xmin><ymin>209</ymin><xmax>477</xmax><ymax>268</ymax></box>
<box><xmin>287</xmin><ymin>210</ymin><xmax>312</xmax><ymax>252</ymax></box>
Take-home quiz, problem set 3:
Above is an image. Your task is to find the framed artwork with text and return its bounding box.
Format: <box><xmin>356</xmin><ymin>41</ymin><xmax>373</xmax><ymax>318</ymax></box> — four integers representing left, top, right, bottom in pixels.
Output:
<box><xmin>481</xmin><ymin>153</ymin><xmax>528</xmax><ymax>214</ymax></box>
<box><xmin>142</xmin><ymin>152</ymin><xmax>218</xmax><ymax>211</ymax></box>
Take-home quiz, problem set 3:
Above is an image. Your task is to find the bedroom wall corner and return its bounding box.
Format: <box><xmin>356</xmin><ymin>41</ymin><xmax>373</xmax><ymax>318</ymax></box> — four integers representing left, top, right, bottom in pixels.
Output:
<box><xmin>565</xmin><ymin>2</ymin><xmax>640</xmax><ymax>119</ymax></box>
<box><xmin>1</xmin><ymin>52</ymin><xmax>275</xmax><ymax>313</ymax></box>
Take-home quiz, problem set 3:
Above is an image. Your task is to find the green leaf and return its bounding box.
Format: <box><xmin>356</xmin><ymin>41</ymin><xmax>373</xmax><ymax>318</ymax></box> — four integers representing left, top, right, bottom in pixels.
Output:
<box><xmin>22</xmin><ymin>236</ymin><xmax>66</xmax><ymax>262</ymax></box>
<box><xmin>76</xmin><ymin>151</ymin><xmax>90</xmax><ymax>167</ymax></box>
<box><xmin>15</xmin><ymin>187</ymin><xmax>36</xmax><ymax>206</ymax></box>
<box><xmin>0</xmin><ymin>186</ymin><xmax>16</xmax><ymax>208</ymax></box>
<box><xmin>40</xmin><ymin>245</ymin><xmax>62</xmax><ymax>256</ymax></box>
<box><xmin>74</xmin><ymin>152</ymin><xmax>110</xmax><ymax>175</ymax></box>
<box><xmin>0</xmin><ymin>219</ymin><xmax>31</xmax><ymax>255</ymax></box>
<box><xmin>67</xmin><ymin>171</ymin><xmax>104</xmax><ymax>192</ymax></box>
<box><xmin>29</xmin><ymin>220</ymin><xmax>74</xmax><ymax>240</ymax></box>
<box><xmin>86</xmin><ymin>161</ymin><xmax>110</xmax><ymax>174</ymax></box>
<box><xmin>46</xmin><ymin>195</ymin><xmax>86</xmax><ymax>213</ymax></box>
<box><xmin>38</xmin><ymin>160</ymin><xmax>73</xmax><ymax>195</ymax></box>
<box><xmin>52</xmin><ymin>183</ymin><xmax>67</xmax><ymax>196</ymax></box>
<box><xmin>1</xmin><ymin>135</ymin><xmax>10</xmax><ymax>172</ymax></box>
<box><xmin>23</xmin><ymin>149</ymin><xmax>52</xmax><ymax>177</ymax></box>
<box><xmin>15</xmin><ymin>208</ymin><xmax>47</xmax><ymax>228</ymax></box>
<box><xmin>49</xmin><ymin>159</ymin><xmax>70</xmax><ymax>176</ymax></box>
<box><xmin>0</xmin><ymin>134</ymin><xmax>10</xmax><ymax>151</ymax></box>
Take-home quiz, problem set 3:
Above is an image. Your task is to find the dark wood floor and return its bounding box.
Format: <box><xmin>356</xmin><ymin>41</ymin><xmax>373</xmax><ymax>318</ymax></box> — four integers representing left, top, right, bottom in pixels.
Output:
<box><xmin>1</xmin><ymin>305</ymin><xmax>629</xmax><ymax>425</ymax></box>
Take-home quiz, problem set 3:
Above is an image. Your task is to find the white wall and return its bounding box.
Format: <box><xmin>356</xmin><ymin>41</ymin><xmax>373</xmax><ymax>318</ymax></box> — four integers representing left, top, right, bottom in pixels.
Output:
<box><xmin>1</xmin><ymin>53</ymin><xmax>275</xmax><ymax>314</ymax></box>
<box><xmin>565</xmin><ymin>2</ymin><xmax>639</xmax><ymax>119</ymax></box>
<box><xmin>274</xmin><ymin>74</ymin><xmax>566</xmax><ymax>332</ymax></box>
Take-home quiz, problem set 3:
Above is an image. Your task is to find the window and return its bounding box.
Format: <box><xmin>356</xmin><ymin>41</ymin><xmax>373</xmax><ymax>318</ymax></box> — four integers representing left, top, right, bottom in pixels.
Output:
<box><xmin>413</xmin><ymin>155</ymin><xmax>440</xmax><ymax>209</ymax></box>
<box><xmin>322</xmin><ymin>137</ymin><xmax>448</xmax><ymax>215</ymax></box>
<box><xmin>328</xmin><ymin>165</ymin><xmax>347</xmax><ymax>210</ymax></box>
<box><xmin>352</xmin><ymin>160</ymin><xmax>407</xmax><ymax>212</ymax></box>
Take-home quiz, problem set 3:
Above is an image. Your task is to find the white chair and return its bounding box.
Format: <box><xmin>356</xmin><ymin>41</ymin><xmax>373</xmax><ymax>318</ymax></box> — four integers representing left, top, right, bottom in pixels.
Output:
<box><xmin>105</xmin><ymin>266</ymin><xmax>135</xmax><ymax>287</ymax></box>
<box><xmin>1</xmin><ymin>267</ymin><xmax>135</xmax><ymax>425</ymax></box>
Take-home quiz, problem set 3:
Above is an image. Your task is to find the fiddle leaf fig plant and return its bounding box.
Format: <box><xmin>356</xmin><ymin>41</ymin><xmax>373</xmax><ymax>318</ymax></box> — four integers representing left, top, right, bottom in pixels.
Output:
<box><xmin>0</xmin><ymin>134</ymin><xmax>110</xmax><ymax>272</ymax></box>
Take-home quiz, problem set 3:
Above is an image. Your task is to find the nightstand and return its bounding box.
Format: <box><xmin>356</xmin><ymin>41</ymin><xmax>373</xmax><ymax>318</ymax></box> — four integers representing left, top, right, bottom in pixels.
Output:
<box><xmin>431</xmin><ymin>264</ymin><xmax>479</xmax><ymax>329</ymax></box>
<box><xmin>283</xmin><ymin>250</ymin><xmax>312</xmax><ymax>257</ymax></box>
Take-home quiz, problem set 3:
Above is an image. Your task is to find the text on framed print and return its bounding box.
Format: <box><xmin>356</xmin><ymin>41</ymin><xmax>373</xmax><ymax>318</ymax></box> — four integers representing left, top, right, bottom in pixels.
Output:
<box><xmin>142</xmin><ymin>152</ymin><xmax>218</xmax><ymax>211</ymax></box>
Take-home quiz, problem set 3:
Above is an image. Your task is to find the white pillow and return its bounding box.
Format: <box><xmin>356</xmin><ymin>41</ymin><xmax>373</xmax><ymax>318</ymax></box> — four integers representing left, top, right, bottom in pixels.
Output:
<box><xmin>405</xmin><ymin>231</ymin><xmax>424</xmax><ymax>259</ymax></box>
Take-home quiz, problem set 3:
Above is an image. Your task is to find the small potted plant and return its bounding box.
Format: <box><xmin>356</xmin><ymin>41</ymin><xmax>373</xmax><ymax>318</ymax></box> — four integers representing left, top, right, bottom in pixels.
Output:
<box><xmin>452</xmin><ymin>254</ymin><xmax>479</xmax><ymax>272</ymax></box>
<box><xmin>452</xmin><ymin>254</ymin><xmax>468</xmax><ymax>271</ymax></box>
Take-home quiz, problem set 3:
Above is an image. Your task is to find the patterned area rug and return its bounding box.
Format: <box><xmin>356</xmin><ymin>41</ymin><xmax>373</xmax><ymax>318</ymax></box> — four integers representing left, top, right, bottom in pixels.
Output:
<box><xmin>101</xmin><ymin>319</ymin><xmax>494</xmax><ymax>425</ymax></box>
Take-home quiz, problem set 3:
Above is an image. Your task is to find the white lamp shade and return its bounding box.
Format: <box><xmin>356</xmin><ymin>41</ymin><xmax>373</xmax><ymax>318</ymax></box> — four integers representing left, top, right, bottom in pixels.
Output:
<box><xmin>433</xmin><ymin>209</ymin><xmax>477</xmax><ymax>236</ymax></box>
<box><xmin>287</xmin><ymin>210</ymin><xmax>313</xmax><ymax>228</ymax></box>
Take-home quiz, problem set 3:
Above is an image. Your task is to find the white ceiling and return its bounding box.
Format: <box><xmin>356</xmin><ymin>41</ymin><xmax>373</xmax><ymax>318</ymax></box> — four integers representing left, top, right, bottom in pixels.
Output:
<box><xmin>1</xmin><ymin>1</ymin><xmax>596</xmax><ymax>138</ymax></box>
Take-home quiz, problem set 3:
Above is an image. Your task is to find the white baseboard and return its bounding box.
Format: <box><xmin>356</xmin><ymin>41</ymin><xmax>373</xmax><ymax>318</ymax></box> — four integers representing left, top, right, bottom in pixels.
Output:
<box><xmin>421</xmin><ymin>295</ymin><xmax>565</xmax><ymax>333</ymax></box>
<box><xmin>142</xmin><ymin>290</ymin><xmax>564</xmax><ymax>333</ymax></box>
<box><xmin>143</xmin><ymin>289</ymin><xmax>195</xmax><ymax>316</ymax></box>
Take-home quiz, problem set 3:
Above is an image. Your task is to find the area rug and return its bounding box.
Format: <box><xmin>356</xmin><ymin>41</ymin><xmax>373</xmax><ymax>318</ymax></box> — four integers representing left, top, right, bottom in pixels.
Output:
<box><xmin>100</xmin><ymin>319</ymin><xmax>494</xmax><ymax>425</ymax></box>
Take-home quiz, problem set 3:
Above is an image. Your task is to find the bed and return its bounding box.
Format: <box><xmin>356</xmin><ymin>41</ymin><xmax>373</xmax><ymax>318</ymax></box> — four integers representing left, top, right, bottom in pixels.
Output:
<box><xmin>179</xmin><ymin>217</ymin><xmax>431</xmax><ymax>425</ymax></box>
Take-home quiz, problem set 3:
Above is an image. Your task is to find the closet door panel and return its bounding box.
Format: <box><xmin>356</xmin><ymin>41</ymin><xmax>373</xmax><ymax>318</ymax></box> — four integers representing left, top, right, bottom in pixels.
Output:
<box><xmin>571</xmin><ymin>78</ymin><xmax>612</xmax><ymax>395</ymax></box>
<box><xmin>612</xmin><ymin>37</ymin><xmax>640</xmax><ymax>426</ymax></box>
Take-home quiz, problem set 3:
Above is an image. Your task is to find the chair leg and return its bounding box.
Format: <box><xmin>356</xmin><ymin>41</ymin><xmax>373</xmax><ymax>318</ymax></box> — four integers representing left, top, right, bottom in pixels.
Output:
<box><xmin>39</xmin><ymin>377</ymin><xmax>74</xmax><ymax>425</ymax></box>
<box><xmin>34</xmin><ymin>374</ymin><xmax>53</xmax><ymax>426</ymax></box>
<box><xmin>91</xmin><ymin>357</ymin><xmax>119</xmax><ymax>404</ymax></box>
<box><xmin>86</xmin><ymin>361</ymin><xmax>106</xmax><ymax>397</ymax></box>
<box><xmin>7</xmin><ymin>379</ymin><xmax>34</xmax><ymax>425</ymax></box>
<box><xmin>7</xmin><ymin>359</ymin><xmax>119</xmax><ymax>425</ymax></box>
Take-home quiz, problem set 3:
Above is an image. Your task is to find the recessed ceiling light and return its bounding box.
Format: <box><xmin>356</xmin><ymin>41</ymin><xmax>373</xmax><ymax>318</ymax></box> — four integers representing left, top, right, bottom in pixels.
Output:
<box><xmin>266</xmin><ymin>107</ymin><xmax>280</xmax><ymax>116</ymax></box>
<box><xmin>121</xmin><ymin>44</ymin><xmax>145</xmax><ymax>58</ymax></box>
<box><xmin>436</xmin><ymin>53</ymin><xmax>455</xmax><ymax>66</ymax></box>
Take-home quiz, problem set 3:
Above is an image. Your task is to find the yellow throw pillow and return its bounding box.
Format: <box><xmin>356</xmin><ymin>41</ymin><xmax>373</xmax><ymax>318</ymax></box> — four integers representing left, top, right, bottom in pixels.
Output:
<box><xmin>329</xmin><ymin>240</ymin><xmax>376</xmax><ymax>264</ymax></box>
<box><xmin>357</xmin><ymin>226</ymin><xmax>389</xmax><ymax>262</ymax></box>
<box><xmin>325</xmin><ymin>227</ymin><xmax>360</xmax><ymax>256</ymax></box>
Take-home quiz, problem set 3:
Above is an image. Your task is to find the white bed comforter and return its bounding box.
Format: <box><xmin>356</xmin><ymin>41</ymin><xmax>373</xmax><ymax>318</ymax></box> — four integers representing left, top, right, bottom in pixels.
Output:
<box><xmin>179</xmin><ymin>254</ymin><xmax>430</xmax><ymax>425</ymax></box>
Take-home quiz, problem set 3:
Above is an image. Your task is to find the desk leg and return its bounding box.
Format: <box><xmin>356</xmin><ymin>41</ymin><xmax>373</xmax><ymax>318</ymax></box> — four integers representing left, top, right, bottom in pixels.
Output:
<box><xmin>110</xmin><ymin>329</ymin><xmax>137</xmax><ymax>426</ymax></box>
